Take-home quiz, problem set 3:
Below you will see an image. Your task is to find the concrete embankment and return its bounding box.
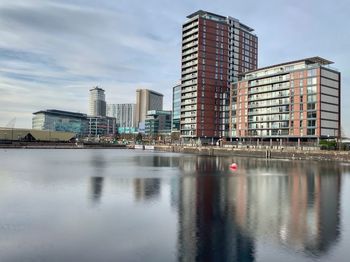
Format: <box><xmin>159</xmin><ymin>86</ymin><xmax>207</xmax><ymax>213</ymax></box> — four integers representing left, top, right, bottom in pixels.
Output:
<box><xmin>152</xmin><ymin>145</ymin><xmax>350</xmax><ymax>162</ymax></box>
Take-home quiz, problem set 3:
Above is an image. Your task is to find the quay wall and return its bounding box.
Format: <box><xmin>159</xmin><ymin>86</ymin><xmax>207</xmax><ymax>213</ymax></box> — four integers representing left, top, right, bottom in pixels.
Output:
<box><xmin>153</xmin><ymin>145</ymin><xmax>350</xmax><ymax>162</ymax></box>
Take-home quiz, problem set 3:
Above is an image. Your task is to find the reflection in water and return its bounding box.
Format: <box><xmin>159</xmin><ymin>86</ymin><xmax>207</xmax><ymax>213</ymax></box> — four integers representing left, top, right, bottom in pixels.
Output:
<box><xmin>0</xmin><ymin>149</ymin><xmax>347</xmax><ymax>262</ymax></box>
<box><xmin>178</xmin><ymin>174</ymin><xmax>255</xmax><ymax>262</ymax></box>
<box><xmin>134</xmin><ymin>155</ymin><xmax>180</xmax><ymax>167</ymax></box>
<box><xmin>90</xmin><ymin>177</ymin><xmax>104</xmax><ymax>203</ymax></box>
<box><xmin>89</xmin><ymin>154</ymin><xmax>106</xmax><ymax>203</ymax></box>
<box><xmin>176</xmin><ymin>156</ymin><xmax>342</xmax><ymax>261</ymax></box>
<box><xmin>134</xmin><ymin>178</ymin><xmax>161</xmax><ymax>201</ymax></box>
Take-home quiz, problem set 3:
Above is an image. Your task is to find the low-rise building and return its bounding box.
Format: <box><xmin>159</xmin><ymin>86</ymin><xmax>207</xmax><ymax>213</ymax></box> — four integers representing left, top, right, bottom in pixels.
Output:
<box><xmin>87</xmin><ymin>116</ymin><xmax>116</xmax><ymax>137</ymax></box>
<box><xmin>32</xmin><ymin>109</ymin><xmax>88</xmax><ymax>137</ymax></box>
<box><xmin>145</xmin><ymin>110</ymin><xmax>172</xmax><ymax>136</ymax></box>
<box><xmin>0</xmin><ymin>127</ymin><xmax>75</xmax><ymax>142</ymax></box>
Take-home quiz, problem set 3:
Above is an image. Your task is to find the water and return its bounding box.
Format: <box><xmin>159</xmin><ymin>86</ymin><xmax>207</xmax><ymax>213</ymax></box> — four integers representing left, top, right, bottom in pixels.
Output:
<box><xmin>0</xmin><ymin>149</ymin><xmax>349</xmax><ymax>262</ymax></box>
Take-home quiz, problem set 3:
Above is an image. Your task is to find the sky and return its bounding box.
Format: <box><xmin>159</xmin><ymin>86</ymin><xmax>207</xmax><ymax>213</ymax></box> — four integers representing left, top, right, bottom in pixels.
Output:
<box><xmin>0</xmin><ymin>0</ymin><xmax>349</xmax><ymax>135</ymax></box>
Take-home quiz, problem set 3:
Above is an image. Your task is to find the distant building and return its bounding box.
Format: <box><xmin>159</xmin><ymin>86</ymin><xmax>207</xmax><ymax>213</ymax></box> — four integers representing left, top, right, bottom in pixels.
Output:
<box><xmin>145</xmin><ymin>110</ymin><xmax>172</xmax><ymax>136</ymax></box>
<box><xmin>87</xmin><ymin>116</ymin><xmax>116</xmax><ymax>137</ymax></box>
<box><xmin>0</xmin><ymin>127</ymin><xmax>75</xmax><ymax>142</ymax></box>
<box><xmin>135</xmin><ymin>89</ymin><xmax>163</xmax><ymax>132</ymax></box>
<box><xmin>32</xmin><ymin>109</ymin><xmax>88</xmax><ymax>137</ymax></box>
<box><xmin>107</xmin><ymin>103</ymin><xmax>136</xmax><ymax>133</ymax></box>
<box><xmin>230</xmin><ymin>57</ymin><xmax>341</xmax><ymax>141</ymax></box>
<box><xmin>180</xmin><ymin>10</ymin><xmax>258</xmax><ymax>141</ymax></box>
<box><xmin>172</xmin><ymin>82</ymin><xmax>181</xmax><ymax>132</ymax></box>
<box><xmin>89</xmin><ymin>86</ymin><xmax>106</xmax><ymax>116</ymax></box>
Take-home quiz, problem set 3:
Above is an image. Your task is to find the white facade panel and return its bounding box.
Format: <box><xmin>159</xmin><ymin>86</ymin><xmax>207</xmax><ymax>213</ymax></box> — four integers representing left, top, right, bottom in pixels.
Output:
<box><xmin>321</xmin><ymin>78</ymin><xmax>339</xmax><ymax>89</ymax></box>
<box><xmin>321</xmin><ymin>94</ymin><xmax>338</xmax><ymax>104</ymax></box>
<box><xmin>321</xmin><ymin>69</ymin><xmax>339</xmax><ymax>81</ymax></box>
<box><xmin>321</xmin><ymin>120</ymin><xmax>338</xmax><ymax>128</ymax></box>
<box><xmin>321</xmin><ymin>85</ymin><xmax>339</xmax><ymax>97</ymax></box>
<box><xmin>321</xmin><ymin>111</ymin><xmax>338</xmax><ymax>121</ymax></box>
<box><xmin>321</xmin><ymin>103</ymin><xmax>339</xmax><ymax>112</ymax></box>
<box><xmin>321</xmin><ymin>128</ymin><xmax>338</xmax><ymax>137</ymax></box>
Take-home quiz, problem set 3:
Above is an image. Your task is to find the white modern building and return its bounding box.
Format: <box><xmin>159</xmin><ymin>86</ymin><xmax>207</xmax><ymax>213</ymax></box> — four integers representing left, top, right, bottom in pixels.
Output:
<box><xmin>107</xmin><ymin>103</ymin><xmax>136</xmax><ymax>133</ymax></box>
<box><xmin>89</xmin><ymin>86</ymin><xmax>106</xmax><ymax>116</ymax></box>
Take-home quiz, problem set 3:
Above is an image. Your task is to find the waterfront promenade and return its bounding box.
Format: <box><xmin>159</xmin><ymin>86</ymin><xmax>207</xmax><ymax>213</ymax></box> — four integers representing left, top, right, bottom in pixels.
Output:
<box><xmin>1</xmin><ymin>141</ymin><xmax>349</xmax><ymax>162</ymax></box>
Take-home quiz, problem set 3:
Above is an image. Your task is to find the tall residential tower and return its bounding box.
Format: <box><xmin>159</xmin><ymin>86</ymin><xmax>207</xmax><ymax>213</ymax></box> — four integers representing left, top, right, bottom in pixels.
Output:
<box><xmin>180</xmin><ymin>10</ymin><xmax>258</xmax><ymax>141</ymax></box>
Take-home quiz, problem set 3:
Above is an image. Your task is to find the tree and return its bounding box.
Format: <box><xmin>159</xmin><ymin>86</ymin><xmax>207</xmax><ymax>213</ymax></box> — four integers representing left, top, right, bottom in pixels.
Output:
<box><xmin>136</xmin><ymin>133</ymin><xmax>143</xmax><ymax>144</ymax></box>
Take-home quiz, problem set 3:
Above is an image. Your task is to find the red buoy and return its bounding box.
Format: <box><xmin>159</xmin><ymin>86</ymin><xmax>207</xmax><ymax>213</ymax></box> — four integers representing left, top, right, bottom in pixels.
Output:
<box><xmin>230</xmin><ymin>163</ymin><xmax>238</xmax><ymax>171</ymax></box>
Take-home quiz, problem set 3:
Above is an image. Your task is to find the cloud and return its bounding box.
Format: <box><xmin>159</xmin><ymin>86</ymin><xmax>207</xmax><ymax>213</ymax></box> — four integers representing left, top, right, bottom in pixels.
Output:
<box><xmin>0</xmin><ymin>0</ymin><xmax>349</xmax><ymax>132</ymax></box>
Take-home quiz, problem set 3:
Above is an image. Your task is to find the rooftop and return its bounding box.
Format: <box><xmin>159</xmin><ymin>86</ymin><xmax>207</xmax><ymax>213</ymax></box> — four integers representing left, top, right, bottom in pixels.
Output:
<box><xmin>33</xmin><ymin>109</ymin><xmax>87</xmax><ymax>118</ymax></box>
<box><xmin>136</xmin><ymin>88</ymin><xmax>164</xmax><ymax>97</ymax></box>
<box><xmin>89</xmin><ymin>86</ymin><xmax>105</xmax><ymax>92</ymax></box>
<box><xmin>187</xmin><ymin>10</ymin><xmax>226</xmax><ymax>20</ymax></box>
<box><xmin>186</xmin><ymin>10</ymin><xmax>255</xmax><ymax>32</ymax></box>
<box><xmin>241</xmin><ymin>56</ymin><xmax>334</xmax><ymax>76</ymax></box>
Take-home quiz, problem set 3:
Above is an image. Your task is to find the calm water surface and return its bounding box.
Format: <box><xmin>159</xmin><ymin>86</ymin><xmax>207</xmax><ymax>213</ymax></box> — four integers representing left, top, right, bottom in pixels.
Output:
<box><xmin>0</xmin><ymin>149</ymin><xmax>349</xmax><ymax>262</ymax></box>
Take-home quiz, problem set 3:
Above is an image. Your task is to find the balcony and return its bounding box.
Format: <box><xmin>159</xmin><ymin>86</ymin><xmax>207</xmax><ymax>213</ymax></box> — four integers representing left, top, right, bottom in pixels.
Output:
<box><xmin>183</xmin><ymin>28</ymin><xmax>199</xmax><ymax>38</ymax></box>
<box><xmin>181</xmin><ymin>73</ymin><xmax>197</xmax><ymax>81</ymax></box>
<box><xmin>182</xmin><ymin>99</ymin><xmax>197</xmax><ymax>105</ymax></box>
<box><xmin>182</xmin><ymin>60</ymin><xmax>198</xmax><ymax>69</ymax></box>
<box><xmin>181</xmin><ymin>79</ymin><xmax>197</xmax><ymax>88</ymax></box>
<box><xmin>181</xmin><ymin>92</ymin><xmax>197</xmax><ymax>99</ymax></box>
<box><xmin>182</xmin><ymin>66</ymin><xmax>197</xmax><ymax>75</ymax></box>
<box><xmin>182</xmin><ymin>21</ymin><xmax>198</xmax><ymax>31</ymax></box>
<box><xmin>183</xmin><ymin>34</ymin><xmax>198</xmax><ymax>45</ymax></box>
<box><xmin>182</xmin><ymin>86</ymin><xmax>197</xmax><ymax>94</ymax></box>
<box><xmin>182</xmin><ymin>41</ymin><xmax>198</xmax><ymax>51</ymax></box>
<box><xmin>182</xmin><ymin>54</ymin><xmax>197</xmax><ymax>63</ymax></box>
<box><xmin>182</xmin><ymin>47</ymin><xmax>198</xmax><ymax>57</ymax></box>
<box><xmin>181</xmin><ymin>105</ymin><xmax>197</xmax><ymax>112</ymax></box>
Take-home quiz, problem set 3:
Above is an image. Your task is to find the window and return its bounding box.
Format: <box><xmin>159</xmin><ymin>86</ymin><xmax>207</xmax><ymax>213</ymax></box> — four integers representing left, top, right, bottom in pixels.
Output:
<box><xmin>307</xmin><ymin>111</ymin><xmax>317</xmax><ymax>118</ymax></box>
<box><xmin>307</xmin><ymin>120</ymin><xmax>316</xmax><ymax>127</ymax></box>
<box><xmin>307</xmin><ymin>77</ymin><xmax>317</xmax><ymax>85</ymax></box>
<box><xmin>307</xmin><ymin>86</ymin><xmax>317</xmax><ymax>94</ymax></box>
<box><xmin>307</xmin><ymin>128</ymin><xmax>315</xmax><ymax>135</ymax></box>
<box><xmin>307</xmin><ymin>103</ymin><xmax>316</xmax><ymax>110</ymax></box>
<box><xmin>307</xmin><ymin>94</ymin><xmax>316</xmax><ymax>102</ymax></box>
<box><xmin>308</xmin><ymin>69</ymin><xmax>317</xmax><ymax>77</ymax></box>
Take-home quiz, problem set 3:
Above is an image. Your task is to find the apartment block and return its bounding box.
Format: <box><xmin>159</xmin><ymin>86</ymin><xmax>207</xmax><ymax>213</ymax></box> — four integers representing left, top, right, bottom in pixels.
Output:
<box><xmin>181</xmin><ymin>10</ymin><xmax>258</xmax><ymax>141</ymax></box>
<box><xmin>230</xmin><ymin>57</ymin><xmax>341</xmax><ymax>141</ymax></box>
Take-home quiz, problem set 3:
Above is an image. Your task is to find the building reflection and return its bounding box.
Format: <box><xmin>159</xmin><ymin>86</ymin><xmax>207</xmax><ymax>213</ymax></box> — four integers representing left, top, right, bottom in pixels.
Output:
<box><xmin>89</xmin><ymin>154</ymin><xmax>106</xmax><ymax>203</ymax></box>
<box><xmin>232</xmin><ymin>160</ymin><xmax>341</xmax><ymax>256</ymax></box>
<box><xmin>134</xmin><ymin>155</ymin><xmax>180</xmax><ymax>167</ymax></box>
<box><xmin>90</xmin><ymin>176</ymin><xmax>104</xmax><ymax>203</ymax></box>
<box><xmin>176</xmin><ymin>156</ymin><xmax>342</xmax><ymax>261</ymax></box>
<box><xmin>133</xmin><ymin>178</ymin><xmax>161</xmax><ymax>202</ymax></box>
<box><xmin>177</xmin><ymin>156</ymin><xmax>255</xmax><ymax>262</ymax></box>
